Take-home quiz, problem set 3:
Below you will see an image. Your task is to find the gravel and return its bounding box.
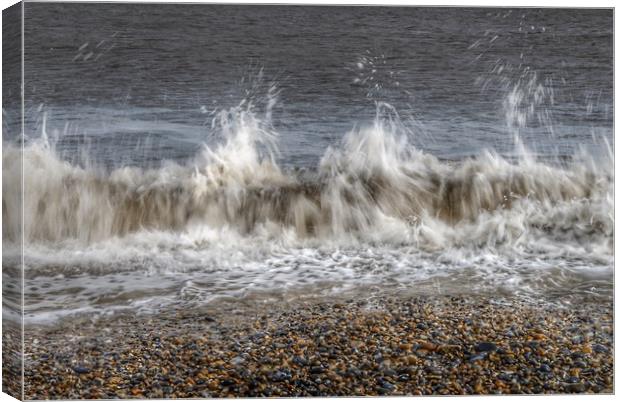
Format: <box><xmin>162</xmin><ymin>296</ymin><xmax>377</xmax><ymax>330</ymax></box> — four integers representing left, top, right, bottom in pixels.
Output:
<box><xmin>18</xmin><ymin>295</ymin><xmax>614</xmax><ymax>399</ymax></box>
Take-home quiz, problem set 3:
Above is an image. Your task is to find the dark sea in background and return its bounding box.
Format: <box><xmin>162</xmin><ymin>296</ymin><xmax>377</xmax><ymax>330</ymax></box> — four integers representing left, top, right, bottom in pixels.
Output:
<box><xmin>10</xmin><ymin>4</ymin><xmax>613</xmax><ymax>167</ymax></box>
<box><xmin>1</xmin><ymin>4</ymin><xmax>614</xmax><ymax>324</ymax></box>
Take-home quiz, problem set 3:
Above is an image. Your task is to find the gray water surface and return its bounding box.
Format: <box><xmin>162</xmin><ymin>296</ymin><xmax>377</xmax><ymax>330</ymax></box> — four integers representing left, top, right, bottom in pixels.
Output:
<box><xmin>11</xmin><ymin>4</ymin><xmax>613</xmax><ymax>168</ymax></box>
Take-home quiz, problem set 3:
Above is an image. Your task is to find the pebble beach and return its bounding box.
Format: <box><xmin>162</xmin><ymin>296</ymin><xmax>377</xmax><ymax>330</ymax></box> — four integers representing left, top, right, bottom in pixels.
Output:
<box><xmin>23</xmin><ymin>295</ymin><xmax>613</xmax><ymax>399</ymax></box>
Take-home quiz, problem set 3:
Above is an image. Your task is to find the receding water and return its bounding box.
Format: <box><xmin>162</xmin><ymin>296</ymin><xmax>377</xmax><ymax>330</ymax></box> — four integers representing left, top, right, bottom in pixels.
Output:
<box><xmin>1</xmin><ymin>4</ymin><xmax>613</xmax><ymax>324</ymax></box>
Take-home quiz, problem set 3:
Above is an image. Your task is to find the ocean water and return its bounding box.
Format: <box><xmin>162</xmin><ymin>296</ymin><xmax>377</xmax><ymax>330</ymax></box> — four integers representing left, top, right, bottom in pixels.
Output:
<box><xmin>2</xmin><ymin>4</ymin><xmax>613</xmax><ymax>324</ymax></box>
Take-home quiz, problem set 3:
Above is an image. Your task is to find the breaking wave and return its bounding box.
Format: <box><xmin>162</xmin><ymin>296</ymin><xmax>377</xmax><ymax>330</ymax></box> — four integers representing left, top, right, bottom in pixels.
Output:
<box><xmin>3</xmin><ymin>101</ymin><xmax>613</xmax><ymax>257</ymax></box>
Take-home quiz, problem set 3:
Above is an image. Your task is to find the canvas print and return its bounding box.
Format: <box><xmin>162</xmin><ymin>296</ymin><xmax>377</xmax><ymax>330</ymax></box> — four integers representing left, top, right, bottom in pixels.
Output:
<box><xmin>2</xmin><ymin>2</ymin><xmax>614</xmax><ymax>399</ymax></box>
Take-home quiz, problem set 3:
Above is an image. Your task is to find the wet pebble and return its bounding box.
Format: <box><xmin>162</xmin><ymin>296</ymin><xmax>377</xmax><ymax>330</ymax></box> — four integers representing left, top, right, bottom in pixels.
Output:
<box><xmin>475</xmin><ymin>342</ymin><xmax>497</xmax><ymax>352</ymax></box>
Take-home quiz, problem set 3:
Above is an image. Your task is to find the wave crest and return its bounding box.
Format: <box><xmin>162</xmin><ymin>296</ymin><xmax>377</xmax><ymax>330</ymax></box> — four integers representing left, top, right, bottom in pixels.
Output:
<box><xmin>2</xmin><ymin>102</ymin><xmax>613</xmax><ymax>255</ymax></box>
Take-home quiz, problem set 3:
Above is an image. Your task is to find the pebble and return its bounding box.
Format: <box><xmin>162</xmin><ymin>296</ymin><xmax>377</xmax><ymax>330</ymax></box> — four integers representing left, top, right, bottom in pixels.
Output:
<box><xmin>475</xmin><ymin>342</ymin><xmax>497</xmax><ymax>352</ymax></box>
<box><xmin>72</xmin><ymin>366</ymin><xmax>90</xmax><ymax>374</ymax></box>
<box><xmin>593</xmin><ymin>344</ymin><xmax>608</xmax><ymax>353</ymax></box>
<box><xmin>377</xmin><ymin>380</ymin><xmax>395</xmax><ymax>392</ymax></box>
<box><xmin>537</xmin><ymin>364</ymin><xmax>552</xmax><ymax>373</ymax></box>
<box><xmin>271</xmin><ymin>370</ymin><xmax>292</xmax><ymax>382</ymax></box>
<box><xmin>292</xmin><ymin>356</ymin><xmax>308</xmax><ymax>366</ymax></box>
<box><xmin>310</xmin><ymin>366</ymin><xmax>326</xmax><ymax>374</ymax></box>
<box><xmin>564</xmin><ymin>382</ymin><xmax>586</xmax><ymax>393</ymax></box>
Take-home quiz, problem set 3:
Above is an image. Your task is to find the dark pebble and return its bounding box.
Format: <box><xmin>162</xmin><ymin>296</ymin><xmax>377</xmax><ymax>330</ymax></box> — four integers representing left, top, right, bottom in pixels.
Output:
<box><xmin>346</xmin><ymin>367</ymin><xmax>361</xmax><ymax>378</ymax></box>
<box><xmin>310</xmin><ymin>366</ymin><xmax>326</xmax><ymax>374</ymax></box>
<box><xmin>574</xmin><ymin>361</ymin><xmax>588</xmax><ymax>369</ymax></box>
<box><xmin>572</xmin><ymin>352</ymin><xmax>586</xmax><ymax>359</ymax></box>
<box><xmin>72</xmin><ymin>366</ymin><xmax>90</xmax><ymax>374</ymax></box>
<box><xmin>382</xmin><ymin>368</ymin><xmax>397</xmax><ymax>377</ymax></box>
<box><xmin>593</xmin><ymin>344</ymin><xmax>608</xmax><ymax>354</ymax></box>
<box><xmin>565</xmin><ymin>383</ymin><xmax>586</xmax><ymax>393</ymax></box>
<box><xmin>377</xmin><ymin>379</ymin><xmax>395</xmax><ymax>391</ymax></box>
<box><xmin>498</xmin><ymin>372</ymin><xmax>513</xmax><ymax>381</ymax></box>
<box><xmin>397</xmin><ymin>374</ymin><xmax>410</xmax><ymax>382</ymax></box>
<box><xmin>538</xmin><ymin>364</ymin><xmax>552</xmax><ymax>373</ymax></box>
<box><xmin>292</xmin><ymin>356</ymin><xmax>308</xmax><ymax>367</ymax></box>
<box><xmin>271</xmin><ymin>370</ymin><xmax>292</xmax><ymax>382</ymax></box>
<box><xmin>475</xmin><ymin>342</ymin><xmax>497</xmax><ymax>352</ymax></box>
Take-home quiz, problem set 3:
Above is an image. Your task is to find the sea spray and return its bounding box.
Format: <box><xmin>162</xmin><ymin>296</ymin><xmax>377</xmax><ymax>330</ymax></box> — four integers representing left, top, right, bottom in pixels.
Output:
<box><xmin>3</xmin><ymin>99</ymin><xmax>612</xmax><ymax>254</ymax></box>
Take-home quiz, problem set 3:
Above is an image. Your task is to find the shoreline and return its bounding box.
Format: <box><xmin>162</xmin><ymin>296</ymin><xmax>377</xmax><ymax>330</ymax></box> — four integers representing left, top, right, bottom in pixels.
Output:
<box><xmin>23</xmin><ymin>295</ymin><xmax>613</xmax><ymax>398</ymax></box>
